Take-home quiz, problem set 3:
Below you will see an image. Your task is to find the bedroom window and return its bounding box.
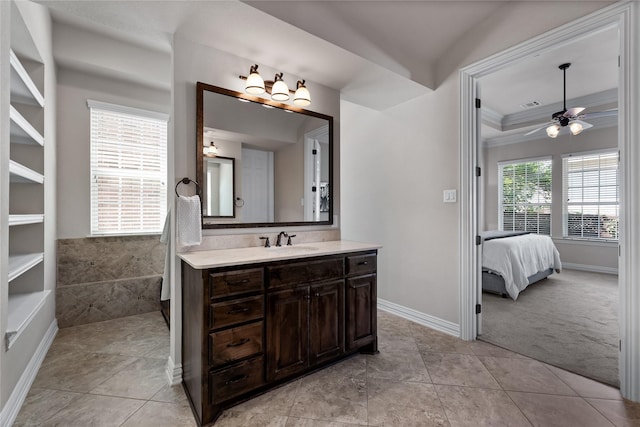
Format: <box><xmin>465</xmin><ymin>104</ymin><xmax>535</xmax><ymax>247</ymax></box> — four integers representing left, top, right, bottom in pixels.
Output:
<box><xmin>562</xmin><ymin>150</ymin><xmax>618</xmax><ymax>241</ymax></box>
<box><xmin>89</xmin><ymin>100</ymin><xmax>168</xmax><ymax>235</ymax></box>
<box><xmin>499</xmin><ymin>157</ymin><xmax>552</xmax><ymax>235</ymax></box>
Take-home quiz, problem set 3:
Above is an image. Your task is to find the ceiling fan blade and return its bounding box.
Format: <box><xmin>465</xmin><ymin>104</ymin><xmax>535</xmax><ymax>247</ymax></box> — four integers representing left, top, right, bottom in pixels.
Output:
<box><xmin>524</xmin><ymin>126</ymin><xmax>546</xmax><ymax>136</ymax></box>
<box><xmin>573</xmin><ymin>119</ymin><xmax>593</xmax><ymax>131</ymax></box>
<box><xmin>581</xmin><ymin>109</ymin><xmax>618</xmax><ymax>120</ymax></box>
<box><xmin>564</xmin><ymin>107</ymin><xmax>585</xmax><ymax>118</ymax></box>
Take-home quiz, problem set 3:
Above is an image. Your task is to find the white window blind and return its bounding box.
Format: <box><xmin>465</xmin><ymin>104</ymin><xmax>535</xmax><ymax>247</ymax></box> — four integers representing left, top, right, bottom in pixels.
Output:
<box><xmin>563</xmin><ymin>150</ymin><xmax>618</xmax><ymax>240</ymax></box>
<box><xmin>499</xmin><ymin>157</ymin><xmax>552</xmax><ymax>235</ymax></box>
<box><xmin>89</xmin><ymin>101</ymin><xmax>167</xmax><ymax>235</ymax></box>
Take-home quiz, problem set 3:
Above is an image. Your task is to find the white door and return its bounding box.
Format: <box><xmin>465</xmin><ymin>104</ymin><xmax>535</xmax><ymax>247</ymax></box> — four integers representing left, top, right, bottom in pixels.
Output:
<box><xmin>241</xmin><ymin>148</ymin><xmax>274</xmax><ymax>222</ymax></box>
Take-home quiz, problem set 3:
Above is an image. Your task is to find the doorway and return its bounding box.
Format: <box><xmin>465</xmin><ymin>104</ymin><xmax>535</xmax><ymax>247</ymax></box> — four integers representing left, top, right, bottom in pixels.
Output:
<box><xmin>459</xmin><ymin>2</ymin><xmax>639</xmax><ymax>400</ymax></box>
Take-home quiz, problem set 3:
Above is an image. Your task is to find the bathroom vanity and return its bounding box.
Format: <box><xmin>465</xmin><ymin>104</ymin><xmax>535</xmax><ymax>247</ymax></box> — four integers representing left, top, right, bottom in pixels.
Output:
<box><xmin>179</xmin><ymin>241</ymin><xmax>380</xmax><ymax>426</ymax></box>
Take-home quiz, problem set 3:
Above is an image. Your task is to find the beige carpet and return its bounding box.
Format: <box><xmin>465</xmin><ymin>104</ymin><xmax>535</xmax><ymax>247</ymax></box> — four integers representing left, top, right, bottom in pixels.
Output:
<box><xmin>480</xmin><ymin>269</ymin><xmax>619</xmax><ymax>386</ymax></box>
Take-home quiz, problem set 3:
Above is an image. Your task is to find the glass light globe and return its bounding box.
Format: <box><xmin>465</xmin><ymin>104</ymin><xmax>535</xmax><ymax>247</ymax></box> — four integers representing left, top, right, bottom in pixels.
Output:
<box><xmin>546</xmin><ymin>124</ymin><xmax>560</xmax><ymax>138</ymax></box>
<box><xmin>569</xmin><ymin>121</ymin><xmax>584</xmax><ymax>136</ymax></box>
<box><xmin>293</xmin><ymin>83</ymin><xmax>311</xmax><ymax>106</ymax></box>
<box><xmin>271</xmin><ymin>79</ymin><xmax>290</xmax><ymax>101</ymax></box>
<box><xmin>245</xmin><ymin>71</ymin><xmax>265</xmax><ymax>95</ymax></box>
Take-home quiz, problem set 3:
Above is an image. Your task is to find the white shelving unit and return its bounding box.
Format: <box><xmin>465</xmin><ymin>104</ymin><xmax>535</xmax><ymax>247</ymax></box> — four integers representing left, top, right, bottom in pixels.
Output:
<box><xmin>5</xmin><ymin>46</ymin><xmax>46</xmax><ymax>350</ymax></box>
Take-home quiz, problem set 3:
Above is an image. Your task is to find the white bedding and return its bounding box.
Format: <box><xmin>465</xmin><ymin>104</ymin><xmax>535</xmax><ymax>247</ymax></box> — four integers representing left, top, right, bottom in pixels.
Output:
<box><xmin>483</xmin><ymin>234</ymin><xmax>562</xmax><ymax>300</ymax></box>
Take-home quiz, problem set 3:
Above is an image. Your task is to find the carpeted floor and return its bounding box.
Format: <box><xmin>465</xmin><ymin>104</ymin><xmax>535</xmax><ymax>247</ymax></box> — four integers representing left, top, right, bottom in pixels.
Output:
<box><xmin>480</xmin><ymin>269</ymin><xmax>619</xmax><ymax>387</ymax></box>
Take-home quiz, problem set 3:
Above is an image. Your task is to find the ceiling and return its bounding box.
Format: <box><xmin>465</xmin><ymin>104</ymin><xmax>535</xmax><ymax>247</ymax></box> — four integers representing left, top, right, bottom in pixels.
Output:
<box><xmin>37</xmin><ymin>0</ymin><xmax>619</xmax><ymax>121</ymax></box>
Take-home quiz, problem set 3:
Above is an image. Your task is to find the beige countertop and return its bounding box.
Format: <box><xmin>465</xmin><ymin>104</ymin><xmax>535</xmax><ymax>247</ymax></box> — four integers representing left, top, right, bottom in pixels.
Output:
<box><xmin>178</xmin><ymin>240</ymin><xmax>381</xmax><ymax>269</ymax></box>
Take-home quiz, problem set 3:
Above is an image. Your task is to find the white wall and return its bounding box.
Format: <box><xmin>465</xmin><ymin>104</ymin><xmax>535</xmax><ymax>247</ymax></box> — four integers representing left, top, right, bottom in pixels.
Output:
<box><xmin>341</xmin><ymin>1</ymin><xmax>613</xmax><ymax>327</ymax></box>
<box><xmin>483</xmin><ymin>125</ymin><xmax>618</xmax><ymax>272</ymax></box>
<box><xmin>1</xmin><ymin>0</ymin><xmax>56</xmax><ymax>412</ymax></box>
<box><xmin>56</xmin><ymin>68</ymin><xmax>170</xmax><ymax>238</ymax></box>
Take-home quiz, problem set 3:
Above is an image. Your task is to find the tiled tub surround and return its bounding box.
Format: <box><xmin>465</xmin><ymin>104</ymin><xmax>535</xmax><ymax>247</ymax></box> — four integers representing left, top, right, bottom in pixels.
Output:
<box><xmin>56</xmin><ymin>236</ymin><xmax>166</xmax><ymax>328</ymax></box>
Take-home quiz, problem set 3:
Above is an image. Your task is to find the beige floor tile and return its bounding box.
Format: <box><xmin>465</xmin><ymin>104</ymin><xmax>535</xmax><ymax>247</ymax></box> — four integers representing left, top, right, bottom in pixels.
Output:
<box><xmin>150</xmin><ymin>383</ymin><xmax>190</xmax><ymax>404</ymax></box>
<box><xmin>231</xmin><ymin>379</ymin><xmax>300</xmax><ymax>416</ymax></box>
<box><xmin>215</xmin><ymin>410</ymin><xmax>289</xmax><ymax>427</ymax></box>
<box><xmin>32</xmin><ymin>352</ymin><xmax>139</xmax><ymax>393</ymax></box>
<box><xmin>13</xmin><ymin>387</ymin><xmax>82</xmax><ymax>426</ymax></box>
<box><xmin>377</xmin><ymin>329</ymin><xmax>419</xmax><ymax>351</ymax></box>
<box><xmin>421</xmin><ymin>352</ymin><xmax>500</xmax><ymax>389</ymax></box>
<box><xmin>290</xmin><ymin>373</ymin><xmax>367</xmax><ymax>425</ymax></box>
<box><xmin>120</xmin><ymin>401</ymin><xmax>196</xmax><ymax>427</ymax></box>
<box><xmin>413</xmin><ymin>328</ymin><xmax>475</xmax><ymax>354</ymax></box>
<box><xmin>436</xmin><ymin>385</ymin><xmax>532</xmax><ymax>427</ymax></box>
<box><xmin>90</xmin><ymin>357</ymin><xmax>167</xmax><ymax>399</ymax></box>
<box><xmin>585</xmin><ymin>398</ymin><xmax>640</xmax><ymax>427</ymax></box>
<box><xmin>471</xmin><ymin>340</ymin><xmax>529</xmax><ymax>358</ymax></box>
<box><xmin>39</xmin><ymin>394</ymin><xmax>145</xmax><ymax>427</ymax></box>
<box><xmin>480</xmin><ymin>357</ymin><xmax>577</xmax><ymax>395</ymax></box>
<box><xmin>286</xmin><ymin>417</ymin><xmax>366</xmax><ymax>426</ymax></box>
<box><xmin>367</xmin><ymin>348</ymin><xmax>431</xmax><ymax>383</ymax></box>
<box><xmin>545</xmin><ymin>364</ymin><xmax>622</xmax><ymax>400</ymax></box>
<box><xmin>367</xmin><ymin>378</ymin><xmax>449</xmax><ymax>426</ymax></box>
<box><xmin>508</xmin><ymin>391</ymin><xmax>615</xmax><ymax>427</ymax></box>
<box><xmin>318</xmin><ymin>354</ymin><xmax>367</xmax><ymax>381</ymax></box>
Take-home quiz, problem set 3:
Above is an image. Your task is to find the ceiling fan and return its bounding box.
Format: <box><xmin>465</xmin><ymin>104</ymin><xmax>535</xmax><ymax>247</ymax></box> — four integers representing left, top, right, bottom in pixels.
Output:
<box><xmin>525</xmin><ymin>62</ymin><xmax>617</xmax><ymax>138</ymax></box>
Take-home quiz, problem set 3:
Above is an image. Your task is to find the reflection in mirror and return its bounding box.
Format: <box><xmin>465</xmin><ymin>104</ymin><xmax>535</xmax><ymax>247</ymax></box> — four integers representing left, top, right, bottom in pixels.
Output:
<box><xmin>202</xmin><ymin>156</ymin><xmax>235</xmax><ymax>217</ymax></box>
<box><xmin>197</xmin><ymin>82</ymin><xmax>333</xmax><ymax>228</ymax></box>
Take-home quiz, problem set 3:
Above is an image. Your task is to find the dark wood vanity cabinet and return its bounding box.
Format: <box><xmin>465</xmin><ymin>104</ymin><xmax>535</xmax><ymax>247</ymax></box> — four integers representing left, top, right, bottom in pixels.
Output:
<box><xmin>182</xmin><ymin>250</ymin><xmax>377</xmax><ymax>426</ymax></box>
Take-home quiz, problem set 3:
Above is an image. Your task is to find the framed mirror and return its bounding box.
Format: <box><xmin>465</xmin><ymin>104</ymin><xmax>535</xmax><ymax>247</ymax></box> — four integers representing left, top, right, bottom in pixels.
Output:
<box><xmin>197</xmin><ymin>82</ymin><xmax>333</xmax><ymax>228</ymax></box>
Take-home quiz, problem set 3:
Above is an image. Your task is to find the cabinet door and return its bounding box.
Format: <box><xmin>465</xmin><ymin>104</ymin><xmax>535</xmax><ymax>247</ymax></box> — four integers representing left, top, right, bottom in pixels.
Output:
<box><xmin>309</xmin><ymin>279</ymin><xmax>344</xmax><ymax>366</ymax></box>
<box><xmin>346</xmin><ymin>274</ymin><xmax>377</xmax><ymax>351</ymax></box>
<box><xmin>266</xmin><ymin>286</ymin><xmax>309</xmax><ymax>382</ymax></box>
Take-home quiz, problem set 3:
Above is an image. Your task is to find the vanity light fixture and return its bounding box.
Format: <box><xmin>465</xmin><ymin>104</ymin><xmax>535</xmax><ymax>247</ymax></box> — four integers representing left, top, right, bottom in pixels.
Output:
<box><xmin>203</xmin><ymin>141</ymin><xmax>218</xmax><ymax>157</ymax></box>
<box><xmin>240</xmin><ymin>64</ymin><xmax>311</xmax><ymax>106</ymax></box>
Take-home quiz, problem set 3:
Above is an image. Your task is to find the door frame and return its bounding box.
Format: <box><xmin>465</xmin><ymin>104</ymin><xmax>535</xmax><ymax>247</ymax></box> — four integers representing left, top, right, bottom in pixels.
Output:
<box><xmin>459</xmin><ymin>1</ymin><xmax>640</xmax><ymax>400</ymax></box>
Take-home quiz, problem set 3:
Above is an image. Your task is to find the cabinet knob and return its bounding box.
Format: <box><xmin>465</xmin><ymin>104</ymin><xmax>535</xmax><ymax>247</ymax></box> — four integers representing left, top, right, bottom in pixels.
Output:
<box><xmin>357</xmin><ymin>261</ymin><xmax>368</xmax><ymax>265</ymax></box>
<box><xmin>314</xmin><ymin>292</ymin><xmax>320</xmax><ymax>297</ymax></box>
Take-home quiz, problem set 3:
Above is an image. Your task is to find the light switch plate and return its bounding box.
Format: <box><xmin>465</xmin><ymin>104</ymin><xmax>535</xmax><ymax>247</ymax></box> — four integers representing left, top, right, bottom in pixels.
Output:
<box><xmin>443</xmin><ymin>189</ymin><xmax>457</xmax><ymax>203</ymax></box>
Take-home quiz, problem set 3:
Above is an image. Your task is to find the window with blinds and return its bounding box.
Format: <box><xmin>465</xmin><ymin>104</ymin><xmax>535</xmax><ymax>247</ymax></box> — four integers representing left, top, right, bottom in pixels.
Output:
<box><xmin>499</xmin><ymin>157</ymin><xmax>552</xmax><ymax>235</ymax></box>
<box><xmin>563</xmin><ymin>150</ymin><xmax>618</xmax><ymax>240</ymax></box>
<box><xmin>89</xmin><ymin>100</ymin><xmax>168</xmax><ymax>235</ymax></box>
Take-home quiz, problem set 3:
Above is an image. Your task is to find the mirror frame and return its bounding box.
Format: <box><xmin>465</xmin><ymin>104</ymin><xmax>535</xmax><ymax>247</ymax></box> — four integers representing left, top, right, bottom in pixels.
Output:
<box><xmin>196</xmin><ymin>81</ymin><xmax>334</xmax><ymax>229</ymax></box>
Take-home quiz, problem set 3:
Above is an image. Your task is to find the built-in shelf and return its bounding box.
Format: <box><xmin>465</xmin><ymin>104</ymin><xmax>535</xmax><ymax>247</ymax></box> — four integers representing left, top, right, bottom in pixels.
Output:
<box><xmin>8</xmin><ymin>253</ymin><xmax>44</xmax><ymax>282</ymax></box>
<box><xmin>8</xmin><ymin>214</ymin><xmax>44</xmax><ymax>226</ymax></box>
<box><xmin>9</xmin><ymin>50</ymin><xmax>44</xmax><ymax>107</ymax></box>
<box><xmin>9</xmin><ymin>105</ymin><xmax>44</xmax><ymax>146</ymax></box>
<box><xmin>9</xmin><ymin>160</ymin><xmax>43</xmax><ymax>184</ymax></box>
<box><xmin>5</xmin><ymin>290</ymin><xmax>51</xmax><ymax>350</ymax></box>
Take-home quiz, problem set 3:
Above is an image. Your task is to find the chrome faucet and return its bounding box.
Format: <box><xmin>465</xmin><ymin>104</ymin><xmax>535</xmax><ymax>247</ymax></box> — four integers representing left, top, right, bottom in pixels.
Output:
<box><xmin>276</xmin><ymin>231</ymin><xmax>288</xmax><ymax>247</ymax></box>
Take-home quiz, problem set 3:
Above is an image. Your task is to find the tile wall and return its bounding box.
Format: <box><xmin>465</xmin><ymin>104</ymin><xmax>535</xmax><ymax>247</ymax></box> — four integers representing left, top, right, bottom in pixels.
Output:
<box><xmin>56</xmin><ymin>235</ymin><xmax>166</xmax><ymax>328</ymax></box>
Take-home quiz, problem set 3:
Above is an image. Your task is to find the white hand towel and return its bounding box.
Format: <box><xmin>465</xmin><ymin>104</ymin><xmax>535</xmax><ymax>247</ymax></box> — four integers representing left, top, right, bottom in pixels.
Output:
<box><xmin>177</xmin><ymin>195</ymin><xmax>202</xmax><ymax>247</ymax></box>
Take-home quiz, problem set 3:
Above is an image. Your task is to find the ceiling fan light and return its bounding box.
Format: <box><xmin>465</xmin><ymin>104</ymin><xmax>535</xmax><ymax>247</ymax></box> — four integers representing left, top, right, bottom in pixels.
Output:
<box><xmin>245</xmin><ymin>65</ymin><xmax>265</xmax><ymax>95</ymax></box>
<box><xmin>293</xmin><ymin>80</ymin><xmax>311</xmax><ymax>106</ymax></box>
<box><xmin>569</xmin><ymin>121</ymin><xmax>584</xmax><ymax>136</ymax></box>
<box><xmin>546</xmin><ymin>124</ymin><xmax>560</xmax><ymax>138</ymax></box>
<box><xmin>271</xmin><ymin>73</ymin><xmax>290</xmax><ymax>101</ymax></box>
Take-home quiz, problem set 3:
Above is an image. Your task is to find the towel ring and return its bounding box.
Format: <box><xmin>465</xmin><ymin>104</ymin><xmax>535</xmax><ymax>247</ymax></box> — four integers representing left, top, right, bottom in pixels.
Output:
<box><xmin>175</xmin><ymin>177</ymin><xmax>201</xmax><ymax>197</ymax></box>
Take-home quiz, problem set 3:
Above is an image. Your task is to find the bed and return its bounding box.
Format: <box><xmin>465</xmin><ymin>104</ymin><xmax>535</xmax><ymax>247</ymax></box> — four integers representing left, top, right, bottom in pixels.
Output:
<box><xmin>481</xmin><ymin>231</ymin><xmax>562</xmax><ymax>300</ymax></box>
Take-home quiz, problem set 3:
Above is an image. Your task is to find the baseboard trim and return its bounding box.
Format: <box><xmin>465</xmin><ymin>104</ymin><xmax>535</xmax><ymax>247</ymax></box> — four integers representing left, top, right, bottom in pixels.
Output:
<box><xmin>0</xmin><ymin>319</ymin><xmax>58</xmax><ymax>427</ymax></box>
<box><xmin>165</xmin><ymin>356</ymin><xmax>183</xmax><ymax>385</ymax></box>
<box><xmin>563</xmin><ymin>262</ymin><xmax>618</xmax><ymax>275</ymax></box>
<box><xmin>378</xmin><ymin>298</ymin><xmax>460</xmax><ymax>337</ymax></box>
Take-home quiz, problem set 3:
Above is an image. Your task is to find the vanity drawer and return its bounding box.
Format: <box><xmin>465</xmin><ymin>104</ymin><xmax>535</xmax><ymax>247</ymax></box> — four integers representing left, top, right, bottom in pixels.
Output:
<box><xmin>346</xmin><ymin>253</ymin><xmax>377</xmax><ymax>276</ymax></box>
<box><xmin>267</xmin><ymin>257</ymin><xmax>344</xmax><ymax>289</ymax></box>
<box><xmin>209</xmin><ymin>356</ymin><xmax>264</xmax><ymax>404</ymax></box>
<box><xmin>209</xmin><ymin>321</ymin><xmax>263</xmax><ymax>368</ymax></box>
<box><xmin>209</xmin><ymin>268</ymin><xmax>264</xmax><ymax>299</ymax></box>
<box><xmin>210</xmin><ymin>295</ymin><xmax>263</xmax><ymax>330</ymax></box>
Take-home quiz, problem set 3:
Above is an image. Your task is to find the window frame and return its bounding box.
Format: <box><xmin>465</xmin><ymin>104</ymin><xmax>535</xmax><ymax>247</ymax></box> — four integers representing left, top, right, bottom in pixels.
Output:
<box><xmin>498</xmin><ymin>156</ymin><xmax>553</xmax><ymax>236</ymax></box>
<box><xmin>88</xmin><ymin>99</ymin><xmax>169</xmax><ymax>236</ymax></box>
<box><xmin>562</xmin><ymin>148</ymin><xmax>619</xmax><ymax>242</ymax></box>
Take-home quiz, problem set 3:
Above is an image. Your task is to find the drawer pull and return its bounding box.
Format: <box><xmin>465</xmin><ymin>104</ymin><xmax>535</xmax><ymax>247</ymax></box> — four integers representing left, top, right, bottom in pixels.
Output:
<box><xmin>227</xmin><ymin>307</ymin><xmax>250</xmax><ymax>315</ymax></box>
<box><xmin>228</xmin><ymin>279</ymin><xmax>250</xmax><ymax>286</ymax></box>
<box><xmin>227</xmin><ymin>338</ymin><xmax>250</xmax><ymax>348</ymax></box>
<box><xmin>225</xmin><ymin>374</ymin><xmax>248</xmax><ymax>385</ymax></box>
<box><xmin>357</xmin><ymin>261</ymin><xmax>368</xmax><ymax>265</ymax></box>
<box><xmin>314</xmin><ymin>292</ymin><xmax>320</xmax><ymax>297</ymax></box>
